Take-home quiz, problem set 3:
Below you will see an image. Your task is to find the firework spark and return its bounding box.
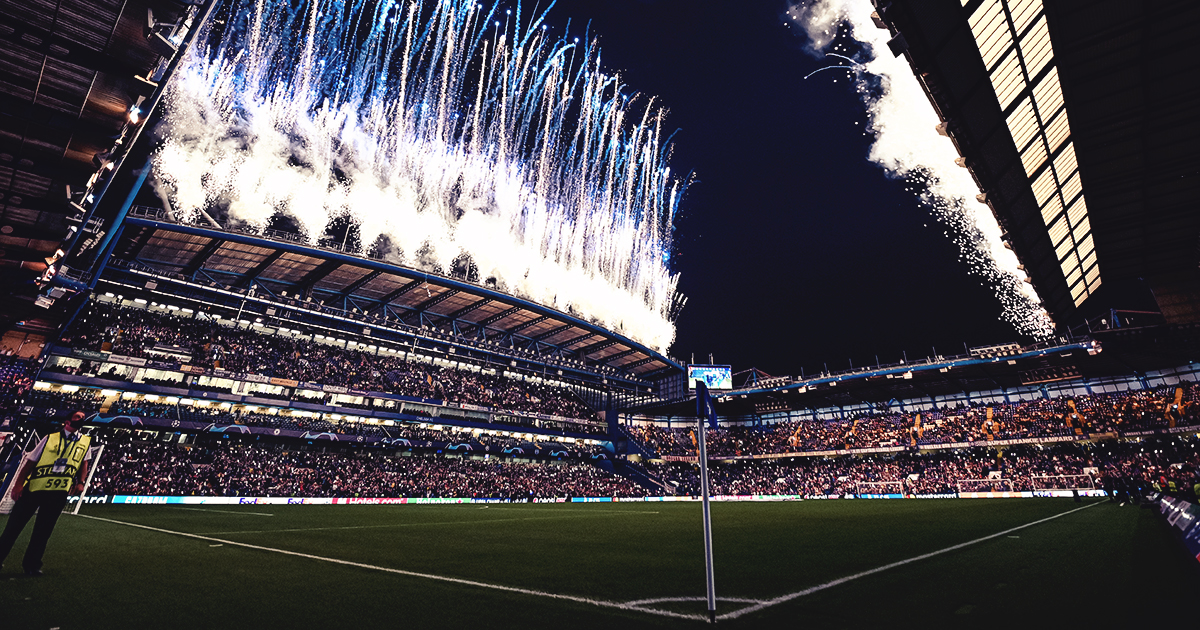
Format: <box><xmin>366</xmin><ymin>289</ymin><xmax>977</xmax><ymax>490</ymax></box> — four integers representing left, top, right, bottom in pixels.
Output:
<box><xmin>788</xmin><ymin>0</ymin><xmax>1054</xmax><ymax>339</ymax></box>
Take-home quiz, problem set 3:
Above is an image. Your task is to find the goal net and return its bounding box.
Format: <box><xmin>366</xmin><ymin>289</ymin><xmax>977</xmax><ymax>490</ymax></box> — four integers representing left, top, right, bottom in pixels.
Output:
<box><xmin>956</xmin><ymin>478</ymin><xmax>1015</xmax><ymax>493</ymax></box>
<box><xmin>1030</xmin><ymin>474</ymin><xmax>1095</xmax><ymax>491</ymax></box>
<box><xmin>855</xmin><ymin>480</ymin><xmax>905</xmax><ymax>496</ymax></box>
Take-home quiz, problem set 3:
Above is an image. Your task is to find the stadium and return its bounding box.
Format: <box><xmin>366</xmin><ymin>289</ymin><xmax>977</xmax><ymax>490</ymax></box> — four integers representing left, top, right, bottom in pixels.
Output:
<box><xmin>1</xmin><ymin>0</ymin><xmax>1198</xmax><ymax>627</ymax></box>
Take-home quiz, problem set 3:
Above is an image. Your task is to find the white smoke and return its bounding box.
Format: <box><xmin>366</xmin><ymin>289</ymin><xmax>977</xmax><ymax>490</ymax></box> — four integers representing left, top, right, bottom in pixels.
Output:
<box><xmin>788</xmin><ymin>1</ymin><xmax>1054</xmax><ymax>339</ymax></box>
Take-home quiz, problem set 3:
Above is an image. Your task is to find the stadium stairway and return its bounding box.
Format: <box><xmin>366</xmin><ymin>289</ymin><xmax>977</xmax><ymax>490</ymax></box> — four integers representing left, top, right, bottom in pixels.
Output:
<box><xmin>616</xmin><ymin>427</ymin><xmax>659</xmax><ymax>460</ymax></box>
<box><xmin>598</xmin><ymin>458</ymin><xmax>673</xmax><ymax>495</ymax></box>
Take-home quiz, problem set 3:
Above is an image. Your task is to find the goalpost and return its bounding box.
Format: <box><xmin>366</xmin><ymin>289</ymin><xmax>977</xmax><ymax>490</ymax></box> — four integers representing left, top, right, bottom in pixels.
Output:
<box><xmin>955</xmin><ymin>478</ymin><xmax>1015</xmax><ymax>494</ymax></box>
<box><xmin>1030</xmin><ymin>474</ymin><xmax>1095</xmax><ymax>491</ymax></box>
<box><xmin>855</xmin><ymin>480</ymin><xmax>905</xmax><ymax>496</ymax></box>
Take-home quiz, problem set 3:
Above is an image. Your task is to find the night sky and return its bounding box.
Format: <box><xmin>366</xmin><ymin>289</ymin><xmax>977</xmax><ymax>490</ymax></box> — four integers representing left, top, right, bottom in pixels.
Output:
<box><xmin>544</xmin><ymin>0</ymin><xmax>1016</xmax><ymax>378</ymax></box>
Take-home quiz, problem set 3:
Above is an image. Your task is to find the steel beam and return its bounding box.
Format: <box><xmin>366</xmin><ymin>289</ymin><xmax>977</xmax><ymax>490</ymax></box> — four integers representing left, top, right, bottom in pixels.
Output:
<box><xmin>445</xmin><ymin>298</ymin><xmax>492</xmax><ymax>321</ymax></box>
<box><xmin>507</xmin><ymin>315</ymin><xmax>549</xmax><ymax>335</ymax></box>
<box><xmin>180</xmin><ymin>238</ymin><xmax>224</xmax><ymax>276</ymax></box>
<box><xmin>333</xmin><ymin>269</ymin><xmax>383</xmax><ymax>300</ymax></box>
<box><xmin>369</xmin><ymin>280</ymin><xmax>423</xmax><ymax>312</ymax></box>
<box><xmin>533</xmin><ymin>324</ymin><xmax>572</xmax><ymax>341</ymax></box>
<box><xmin>477</xmin><ymin>306</ymin><xmax>522</xmax><ymax>327</ymax></box>
<box><xmin>601</xmin><ymin>348</ymin><xmax>640</xmax><ymax>364</ymax></box>
<box><xmin>578</xmin><ymin>339</ymin><xmax>619</xmax><ymax>356</ymax></box>
<box><xmin>233</xmin><ymin>250</ymin><xmax>285</xmax><ymax>288</ymax></box>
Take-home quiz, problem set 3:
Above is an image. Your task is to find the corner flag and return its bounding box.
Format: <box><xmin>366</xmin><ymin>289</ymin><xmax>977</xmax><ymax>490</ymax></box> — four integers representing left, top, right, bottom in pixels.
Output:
<box><xmin>695</xmin><ymin>380</ymin><xmax>719</xmax><ymax>430</ymax></box>
<box><xmin>694</xmin><ymin>379</ymin><xmax>718</xmax><ymax>622</ymax></box>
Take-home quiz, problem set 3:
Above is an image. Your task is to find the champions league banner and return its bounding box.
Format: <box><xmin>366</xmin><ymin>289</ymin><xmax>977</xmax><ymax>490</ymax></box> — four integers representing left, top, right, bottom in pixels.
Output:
<box><xmin>88</xmin><ymin>413</ymin><xmax>412</xmax><ymax>446</ymax></box>
<box><xmin>85</xmin><ymin>413</ymin><xmax>589</xmax><ymax>458</ymax></box>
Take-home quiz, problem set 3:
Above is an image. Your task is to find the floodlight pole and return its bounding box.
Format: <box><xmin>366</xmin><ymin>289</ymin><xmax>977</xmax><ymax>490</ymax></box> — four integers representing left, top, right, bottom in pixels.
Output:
<box><xmin>696</xmin><ymin>384</ymin><xmax>717</xmax><ymax>623</ymax></box>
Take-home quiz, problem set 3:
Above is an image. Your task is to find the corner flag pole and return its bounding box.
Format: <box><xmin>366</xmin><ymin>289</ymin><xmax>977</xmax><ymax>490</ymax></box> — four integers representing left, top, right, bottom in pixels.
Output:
<box><xmin>696</xmin><ymin>381</ymin><xmax>717</xmax><ymax>623</ymax></box>
<box><xmin>72</xmin><ymin>443</ymin><xmax>105</xmax><ymax>516</ymax></box>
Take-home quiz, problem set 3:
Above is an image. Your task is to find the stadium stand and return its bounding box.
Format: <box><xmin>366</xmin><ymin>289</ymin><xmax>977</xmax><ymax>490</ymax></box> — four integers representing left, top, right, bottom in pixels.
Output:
<box><xmin>624</xmin><ymin>383</ymin><xmax>1200</xmax><ymax>458</ymax></box>
<box><xmin>54</xmin><ymin>301</ymin><xmax>597</xmax><ymax>421</ymax></box>
<box><xmin>54</xmin><ymin>421</ymin><xmax>1196</xmax><ymax>502</ymax></box>
<box><xmin>84</xmin><ymin>431</ymin><xmax>639</xmax><ymax>499</ymax></box>
<box><xmin>0</xmin><ymin>356</ymin><xmax>36</xmax><ymax>415</ymax></box>
<box><xmin>637</xmin><ymin>437</ymin><xmax>1199</xmax><ymax>499</ymax></box>
<box><xmin>12</xmin><ymin>378</ymin><xmax>1194</xmax><ymax>502</ymax></box>
<box><xmin>16</xmin><ymin>387</ymin><xmax>609</xmax><ymax>460</ymax></box>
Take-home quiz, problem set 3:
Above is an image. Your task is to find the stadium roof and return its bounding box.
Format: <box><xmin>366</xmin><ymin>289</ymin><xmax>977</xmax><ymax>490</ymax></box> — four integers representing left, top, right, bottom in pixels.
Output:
<box><xmin>0</xmin><ymin>0</ymin><xmax>207</xmax><ymax>338</ymax></box>
<box><xmin>634</xmin><ymin>326</ymin><xmax>1200</xmax><ymax>418</ymax></box>
<box><xmin>876</xmin><ymin>0</ymin><xmax>1200</xmax><ymax>327</ymax></box>
<box><xmin>105</xmin><ymin>211</ymin><xmax>682</xmax><ymax>381</ymax></box>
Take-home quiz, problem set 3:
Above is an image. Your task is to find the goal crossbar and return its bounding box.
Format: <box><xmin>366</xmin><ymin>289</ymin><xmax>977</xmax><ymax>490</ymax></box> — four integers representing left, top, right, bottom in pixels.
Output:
<box><xmin>955</xmin><ymin>478</ymin><xmax>1015</xmax><ymax>493</ymax></box>
<box><xmin>855</xmin><ymin>480</ymin><xmax>905</xmax><ymax>495</ymax></box>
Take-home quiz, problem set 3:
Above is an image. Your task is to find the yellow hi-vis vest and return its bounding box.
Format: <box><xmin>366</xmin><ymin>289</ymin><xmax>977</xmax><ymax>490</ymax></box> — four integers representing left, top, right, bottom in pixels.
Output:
<box><xmin>26</xmin><ymin>431</ymin><xmax>92</xmax><ymax>493</ymax></box>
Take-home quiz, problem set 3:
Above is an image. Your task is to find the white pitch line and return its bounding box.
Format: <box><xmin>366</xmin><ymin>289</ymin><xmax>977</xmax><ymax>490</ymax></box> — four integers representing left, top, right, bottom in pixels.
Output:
<box><xmin>75</xmin><ymin>514</ymin><xmax>707</xmax><ymax>622</ymax></box>
<box><xmin>624</xmin><ymin>596</ymin><xmax>764</xmax><ymax>606</ymax></box>
<box><xmin>717</xmin><ymin>501</ymin><xmax>1101</xmax><ymax>621</ymax></box>
<box><xmin>175</xmin><ymin>507</ymin><xmax>274</xmax><ymax>517</ymax></box>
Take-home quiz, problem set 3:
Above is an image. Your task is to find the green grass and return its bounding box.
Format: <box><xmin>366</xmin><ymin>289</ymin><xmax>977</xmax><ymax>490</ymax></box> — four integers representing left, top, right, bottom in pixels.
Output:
<box><xmin>1</xmin><ymin>499</ymin><xmax>1196</xmax><ymax>628</ymax></box>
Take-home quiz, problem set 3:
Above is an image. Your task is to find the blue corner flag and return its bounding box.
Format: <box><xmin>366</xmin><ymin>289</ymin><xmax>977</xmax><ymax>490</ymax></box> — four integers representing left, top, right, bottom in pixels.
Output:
<box><xmin>695</xmin><ymin>380</ymin><xmax>719</xmax><ymax>430</ymax></box>
<box><xmin>693</xmin><ymin>379</ymin><xmax>718</xmax><ymax>622</ymax></box>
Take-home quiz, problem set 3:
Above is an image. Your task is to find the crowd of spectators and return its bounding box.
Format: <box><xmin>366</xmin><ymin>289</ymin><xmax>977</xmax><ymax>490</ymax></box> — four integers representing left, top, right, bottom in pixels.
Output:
<box><xmin>14</xmin><ymin>384</ymin><xmax>608</xmax><ymax>458</ymax></box>
<box><xmin>636</xmin><ymin>436</ymin><xmax>1200</xmax><ymax>499</ymax></box>
<box><xmin>86</xmin><ymin>434</ymin><xmax>636</xmax><ymax>499</ymax></box>
<box><xmin>0</xmin><ymin>354</ymin><xmax>36</xmax><ymax>414</ymax></box>
<box><xmin>625</xmin><ymin>382</ymin><xmax>1200</xmax><ymax>458</ymax></box>
<box><xmin>75</xmin><ymin>428</ymin><xmax>1200</xmax><ymax>501</ymax></box>
<box><xmin>58</xmin><ymin>301</ymin><xmax>595</xmax><ymax>419</ymax></box>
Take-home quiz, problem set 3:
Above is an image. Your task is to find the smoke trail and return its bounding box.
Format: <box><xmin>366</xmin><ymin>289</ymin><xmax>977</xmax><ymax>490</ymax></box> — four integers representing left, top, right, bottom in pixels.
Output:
<box><xmin>787</xmin><ymin>1</ymin><xmax>1054</xmax><ymax>339</ymax></box>
<box><xmin>153</xmin><ymin>0</ymin><xmax>686</xmax><ymax>352</ymax></box>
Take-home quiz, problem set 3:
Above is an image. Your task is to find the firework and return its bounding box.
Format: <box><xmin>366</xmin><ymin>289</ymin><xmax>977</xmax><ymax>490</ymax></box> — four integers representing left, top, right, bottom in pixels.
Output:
<box><xmin>153</xmin><ymin>0</ymin><xmax>686</xmax><ymax>352</ymax></box>
<box><xmin>789</xmin><ymin>0</ymin><xmax>1055</xmax><ymax>339</ymax></box>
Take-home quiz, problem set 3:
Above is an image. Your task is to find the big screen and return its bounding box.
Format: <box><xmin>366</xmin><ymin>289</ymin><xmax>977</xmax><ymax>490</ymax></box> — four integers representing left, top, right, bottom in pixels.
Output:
<box><xmin>688</xmin><ymin>365</ymin><xmax>733</xmax><ymax>390</ymax></box>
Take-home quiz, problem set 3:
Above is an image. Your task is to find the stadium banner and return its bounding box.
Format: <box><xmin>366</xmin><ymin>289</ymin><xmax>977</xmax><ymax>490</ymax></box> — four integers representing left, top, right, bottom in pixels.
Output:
<box><xmin>707</xmin><ymin>434</ymin><xmax>1109</xmax><ymax>462</ymax></box>
<box><xmin>240</xmin><ymin>396</ymin><xmax>281</xmax><ymax>406</ymax></box>
<box><xmin>92</xmin><ymin>491</ymin><xmax>1110</xmax><ymax>506</ymax></box>
<box><xmin>1123</xmin><ymin>425</ymin><xmax>1200</xmax><ymax>437</ymax></box>
<box><xmin>1032</xmin><ymin>489</ymin><xmax>1107</xmax><ymax>498</ymax></box>
<box><xmin>66</xmin><ymin>495</ymin><xmax>113</xmax><ymax>505</ymax></box>
<box><xmin>958</xmin><ymin>491</ymin><xmax>1035</xmax><ymax>499</ymax></box>
<box><xmin>179</xmin><ymin>365</ymin><xmax>207</xmax><ymax>375</ymax></box>
<box><xmin>110</xmin><ymin>496</ymin><xmax>337</xmax><ymax>505</ymax></box>
<box><xmin>71</xmin><ymin>349</ymin><xmax>111</xmax><ymax>361</ymax></box>
<box><xmin>269</xmin><ymin>377</ymin><xmax>300</xmax><ymax>388</ymax></box>
<box><xmin>243</xmin><ymin>373</ymin><xmax>271</xmax><ymax>384</ymax></box>
<box><xmin>87</xmin><ymin>413</ymin><xmax>419</xmax><ymax>446</ymax></box>
<box><xmin>106</xmin><ymin>354</ymin><xmax>147</xmax><ymax>367</ymax></box>
<box><xmin>82</xmin><ymin>414</ymin><xmax>586</xmax><ymax>458</ymax></box>
<box><xmin>144</xmin><ymin>359</ymin><xmax>179</xmax><ymax>371</ymax></box>
<box><xmin>321</xmin><ymin>384</ymin><xmax>348</xmax><ymax>394</ymax></box>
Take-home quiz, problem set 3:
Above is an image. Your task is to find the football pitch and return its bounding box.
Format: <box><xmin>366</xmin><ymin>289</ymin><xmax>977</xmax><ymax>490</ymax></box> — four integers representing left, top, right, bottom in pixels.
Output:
<box><xmin>2</xmin><ymin>499</ymin><xmax>1196</xmax><ymax>628</ymax></box>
